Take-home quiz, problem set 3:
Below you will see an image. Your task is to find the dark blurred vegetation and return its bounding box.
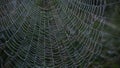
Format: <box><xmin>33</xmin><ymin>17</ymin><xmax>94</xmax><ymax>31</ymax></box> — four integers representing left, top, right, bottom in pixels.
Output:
<box><xmin>89</xmin><ymin>2</ymin><xmax>120</xmax><ymax>68</ymax></box>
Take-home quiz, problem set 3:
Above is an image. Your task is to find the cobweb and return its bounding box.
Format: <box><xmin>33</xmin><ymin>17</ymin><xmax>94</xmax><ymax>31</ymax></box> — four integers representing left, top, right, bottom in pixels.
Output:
<box><xmin>0</xmin><ymin>0</ymin><xmax>119</xmax><ymax>68</ymax></box>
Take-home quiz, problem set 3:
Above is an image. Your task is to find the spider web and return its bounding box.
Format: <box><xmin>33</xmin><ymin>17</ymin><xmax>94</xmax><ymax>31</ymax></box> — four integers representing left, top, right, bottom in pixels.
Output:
<box><xmin>0</xmin><ymin>0</ymin><xmax>118</xmax><ymax>68</ymax></box>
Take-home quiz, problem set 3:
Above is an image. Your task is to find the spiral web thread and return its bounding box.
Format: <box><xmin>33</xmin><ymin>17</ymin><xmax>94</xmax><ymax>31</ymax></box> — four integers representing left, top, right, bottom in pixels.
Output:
<box><xmin>0</xmin><ymin>0</ymin><xmax>119</xmax><ymax>68</ymax></box>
